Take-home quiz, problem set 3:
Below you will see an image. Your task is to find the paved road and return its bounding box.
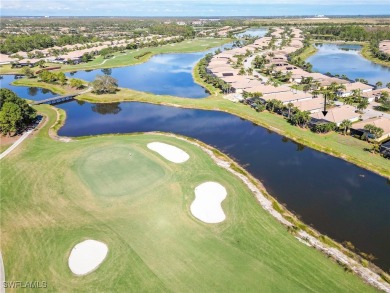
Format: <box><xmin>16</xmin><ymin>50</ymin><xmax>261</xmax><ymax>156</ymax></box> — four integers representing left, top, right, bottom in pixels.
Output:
<box><xmin>363</xmin><ymin>101</ymin><xmax>390</xmax><ymax>120</ymax></box>
<box><xmin>0</xmin><ymin>129</ymin><xmax>34</xmax><ymax>160</ymax></box>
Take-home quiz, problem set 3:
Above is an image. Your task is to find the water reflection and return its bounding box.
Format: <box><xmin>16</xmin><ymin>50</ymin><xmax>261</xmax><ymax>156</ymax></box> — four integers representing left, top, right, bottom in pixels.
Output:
<box><xmin>0</xmin><ymin>75</ymin><xmax>56</xmax><ymax>101</ymax></box>
<box><xmin>308</xmin><ymin>43</ymin><xmax>390</xmax><ymax>85</ymax></box>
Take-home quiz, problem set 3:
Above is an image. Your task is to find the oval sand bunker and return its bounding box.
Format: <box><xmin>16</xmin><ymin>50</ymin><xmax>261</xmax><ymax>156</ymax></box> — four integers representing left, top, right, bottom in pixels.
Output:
<box><xmin>68</xmin><ymin>240</ymin><xmax>108</xmax><ymax>276</ymax></box>
<box><xmin>190</xmin><ymin>182</ymin><xmax>227</xmax><ymax>224</ymax></box>
<box><xmin>147</xmin><ymin>142</ymin><xmax>189</xmax><ymax>163</ymax></box>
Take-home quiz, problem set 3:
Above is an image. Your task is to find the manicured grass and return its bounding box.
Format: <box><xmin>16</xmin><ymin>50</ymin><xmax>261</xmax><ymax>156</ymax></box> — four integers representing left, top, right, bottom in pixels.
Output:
<box><xmin>295</xmin><ymin>44</ymin><xmax>318</xmax><ymax>60</ymax></box>
<box><xmin>0</xmin><ymin>105</ymin><xmax>376</xmax><ymax>292</ymax></box>
<box><xmin>0</xmin><ymin>143</ymin><xmax>11</xmax><ymax>153</ymax></box>
<box><xmin>0</xmin><ymin>38</ymin><xmax>231</xmax><ymax>75</ymax></box>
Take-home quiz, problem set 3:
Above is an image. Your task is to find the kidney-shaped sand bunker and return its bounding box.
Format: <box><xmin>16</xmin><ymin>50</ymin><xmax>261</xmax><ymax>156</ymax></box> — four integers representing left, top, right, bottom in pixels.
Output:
<box><xmin>147</xmin><ymin>142</ymin><xmax>189</xmax><ymax>163</ymax></box>
<box><xmin>190</xmin><ymin>182</ymin><xmax>227</xmax><ymax>224</ymax></box>
<box><xmin>68</xmin><ymin>239</ymin><xmax>108</xmax><ymax>276</ymax></box>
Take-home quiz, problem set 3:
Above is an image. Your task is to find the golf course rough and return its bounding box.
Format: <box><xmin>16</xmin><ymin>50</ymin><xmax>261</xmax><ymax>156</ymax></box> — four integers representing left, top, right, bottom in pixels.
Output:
<box><xmin>0</xmin><ymin>106</ymin><xmax>378</xmax><ymax>292</ymax></box>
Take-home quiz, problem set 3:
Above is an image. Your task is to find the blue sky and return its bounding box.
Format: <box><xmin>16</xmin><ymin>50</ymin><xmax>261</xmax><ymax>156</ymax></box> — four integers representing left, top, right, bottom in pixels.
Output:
<box><xmin>1</xmin><ymin>0</ymin><xmax>389</xmax><ymax>16</ymax></box>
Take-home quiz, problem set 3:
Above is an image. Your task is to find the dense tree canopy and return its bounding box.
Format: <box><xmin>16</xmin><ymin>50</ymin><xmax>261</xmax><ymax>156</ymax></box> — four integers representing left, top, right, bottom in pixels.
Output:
<box><xmin>91</xmin><ymin>75</ymin><xmax>118</xmax><ymax>94</ymax></box>
<box><xmin>0</xmin><ymin>33</ymin><xmax>95</xmax><ymax>54</ymax></box>
<box><xmin>0</xmin><ymin>89</ymin><xmax>37</xmax><ymax>135</ymax></box>
<box><xmin>149</xmin><ymin>24</ymin><xmax>195</xmax><ymax>38</ymax></box>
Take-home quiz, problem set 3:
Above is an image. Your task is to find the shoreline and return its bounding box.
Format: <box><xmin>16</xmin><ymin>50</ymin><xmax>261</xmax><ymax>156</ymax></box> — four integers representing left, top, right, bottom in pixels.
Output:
<box><xmin>309</xmin><ymin>39</ymin><xmax>390</xmax><ymax>68</ymax></box>
<box><xmin>10</xmin><ymin>78</ymin><xmax>390</xmax><ymax>179</ymax></box>
<box><xmin>36</xmin><ymin>103</ymin><xmax>389</xmax><ymax>291</ymax></box>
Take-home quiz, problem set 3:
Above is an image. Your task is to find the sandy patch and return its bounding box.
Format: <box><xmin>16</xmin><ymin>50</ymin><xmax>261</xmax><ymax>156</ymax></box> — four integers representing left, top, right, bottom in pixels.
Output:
<box><xmin>147</xmin><ymin>142</ymin><xmax>189</xmax><ymax>163</ymax></box>
<box><xmin>68</xmin><ymin>240</ymin><xmax>108</xmax><ymax>276</ymax></box>
<box><xmin>190</xmin><ymin>182</ymin><xmax>227</xmax><ymax>224</ymax></box>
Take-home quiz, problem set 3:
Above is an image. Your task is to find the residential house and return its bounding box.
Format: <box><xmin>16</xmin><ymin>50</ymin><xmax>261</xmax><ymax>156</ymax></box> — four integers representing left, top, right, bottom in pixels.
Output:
<box><xmin>350</xmin><ymin>117</ymin><xmax>390</xmax><ymax>141</ymax></box>
<box><xmin>337</xmin><ymin>82</ymin><xmax>373</xmax><ymax>97</ymax></box>
<box><xmin>310</xmin><ymin>105</ymin><xmax>360</xmax><ymax>126</ymax></box>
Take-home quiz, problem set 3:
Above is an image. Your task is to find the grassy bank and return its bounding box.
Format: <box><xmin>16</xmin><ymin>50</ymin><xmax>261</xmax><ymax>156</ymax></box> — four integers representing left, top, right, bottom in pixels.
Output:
<box><xmin>0</xmin><ymin>104</ymin><xmax>377</xmax><ymax>292</ymax></box>
<box><xmin>361</xmin><ymin>42</ymin><xmax>390</xmax><ymax>68</ymax></box>
<box><xmin>295</xmin><ymin>44</ymin><xmax>318</xmax><ymax>60</ymax></box>
<box><xmin>12</xmin><ymin>78</ymin><xmax>390</xmax><ymax>179</ymax></box>
<box><xmin>0</xmin><ymin>38</ymin><xmax>231</xmax><ymax>75</ymax></box>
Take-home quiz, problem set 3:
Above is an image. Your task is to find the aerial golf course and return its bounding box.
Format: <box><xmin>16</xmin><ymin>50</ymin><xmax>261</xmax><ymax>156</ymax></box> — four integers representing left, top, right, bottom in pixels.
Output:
<box><xmin>0</xmin><ymin>105</ymin><xmax>376</xmax><ymax>292</ymax></box>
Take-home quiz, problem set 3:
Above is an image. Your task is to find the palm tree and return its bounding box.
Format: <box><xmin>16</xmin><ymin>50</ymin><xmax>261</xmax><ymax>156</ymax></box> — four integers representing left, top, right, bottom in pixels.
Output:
<box><xmin>343</xmin><ymin>95</ymin><xmax>355</xmax><ymax>106</ymax></box>
<box><xmin>339</xmin><ymin>119</ymin><xmax>352</xmax><ymax>135</ymax></box>
<box><xmin>375</xmin><ymin>81</ymin><xmax>383</xmax><ymax>89</ymax></box>
<box><xmin>357</xmin><ymin>98</ymin><xmax>369</xmax><ymax>112</ymax></box>
<box><xmin>287</xmin><ymin>102</ymin><xmax>294</xmax><ymax>118</ymax></box>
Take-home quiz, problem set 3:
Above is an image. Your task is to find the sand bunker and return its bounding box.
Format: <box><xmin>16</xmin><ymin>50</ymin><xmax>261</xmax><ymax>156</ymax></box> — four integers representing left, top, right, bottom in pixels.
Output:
<box><xmin>68</xmin><ymin>240</ymin><xmax>108</xmax><ymax>276</ymax></box>
<box><xmin>147</xmin><ymin>142</ymin><xmax>189</xmax><ymax>163</ymax></box>
<box><xmin>190</xmin><ymin>182</ymin><xmax>227</xmax><ymax>224</ymax></box>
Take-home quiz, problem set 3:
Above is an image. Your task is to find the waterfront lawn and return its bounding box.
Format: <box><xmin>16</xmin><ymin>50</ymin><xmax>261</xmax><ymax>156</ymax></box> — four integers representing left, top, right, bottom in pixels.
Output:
<box><xmin>0</xmin><ymin>104</ymin><xmax>376</xmax><ymax>292</ymax></box>
<box><xmin>0</xmin><ymin>38</ymin><xmax>231</xmax><ymax>75</ymax></box>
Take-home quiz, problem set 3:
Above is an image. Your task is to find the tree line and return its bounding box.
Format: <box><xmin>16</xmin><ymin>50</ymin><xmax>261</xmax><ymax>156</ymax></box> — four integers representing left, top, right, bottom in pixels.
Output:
<box><xmin>0</xmin><ymin>89</ymin><xmax>37</xmax><ymax>136</ymax></box>
<box><xmin>0</xmin><ymin>34</ymin><xmax>97</xmax><ymax>54</ymax></box>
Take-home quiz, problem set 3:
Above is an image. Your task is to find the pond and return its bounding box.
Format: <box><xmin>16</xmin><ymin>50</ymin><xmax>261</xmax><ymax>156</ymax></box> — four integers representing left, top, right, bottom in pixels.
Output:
<box><xmin>54</xmin><ymin>99</ymin><xmax>390</xmax><ymax>271</ymax></box>
<box><xmin>235</xmin><ymin>28</ymin><xmax>268</xmax><ymax>38</ymax></box>
<box><xmin>307</xmin><ymin>43</ymin><xmax>390</xmax><ymax>85</ymax></box>
<box><xmin>0</xmin><ymin>74</ymin><xmax>56</xmax><ymax>101</ymax></box>
<box><xmin>65</xmin><ymin>43</ymin><xmax>233</xmax><ymax>99</ymax></box>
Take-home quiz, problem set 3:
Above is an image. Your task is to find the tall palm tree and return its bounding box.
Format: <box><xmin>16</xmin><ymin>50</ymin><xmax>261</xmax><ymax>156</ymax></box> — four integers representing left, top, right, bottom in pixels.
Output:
<box><xmin>287</xmin><ymin>102</ymin><xmax>294</xmax><ymax>118</ymax></box>
<box><xmin>357</xmin><ymin>98</ymin><xmax>369</xmax><ymax>112</ymax></box>
<box><xmin>339</xmin><ymin>119</ymin><xmax>352</xmax><ymax>135</ymax></box>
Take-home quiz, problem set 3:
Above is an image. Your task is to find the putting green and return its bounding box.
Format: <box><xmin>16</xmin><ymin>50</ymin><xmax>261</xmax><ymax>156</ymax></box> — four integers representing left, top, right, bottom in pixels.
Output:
<box><xmin>0</xmin><ymin>105</ymin><xmax>377</xmax><ymax>292</ymax></box>
<box><xmin>76</xmin><ymin>145</ymin><xmax>166</xmax><ymax>197</ymax></box>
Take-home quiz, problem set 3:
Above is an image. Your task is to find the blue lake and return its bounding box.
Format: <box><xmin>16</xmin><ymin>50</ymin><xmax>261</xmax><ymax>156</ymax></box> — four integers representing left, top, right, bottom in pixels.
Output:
<box><xmin>235</xmin><ymin>28</ymin><xmax>268</xmax><ymax>38</ymax></box>
<box><xmin>308</xmin><ymin>43</ymin><xmax>390</xmax><ymax>85</ymax></box>
<box><xmin>65</xmin><ymin>43</ymin><xmax>233</xmax><ymax>98</ymax></box>
<box><xmin>0</xmin><ymin>75</ymin><xmax>56</xmax><ymax>101</ymax></box>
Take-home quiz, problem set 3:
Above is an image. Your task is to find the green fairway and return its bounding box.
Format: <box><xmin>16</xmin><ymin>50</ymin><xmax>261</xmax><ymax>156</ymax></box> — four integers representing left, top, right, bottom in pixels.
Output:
<box><xmin>0</xmin><ymin>105</ymin><xmax>377</xmax><ymax>292</ymax></box>
<box><xmin>76</xmin><ymin>145</ymin><xmax>167</xmax><ymax>197</ymax></box>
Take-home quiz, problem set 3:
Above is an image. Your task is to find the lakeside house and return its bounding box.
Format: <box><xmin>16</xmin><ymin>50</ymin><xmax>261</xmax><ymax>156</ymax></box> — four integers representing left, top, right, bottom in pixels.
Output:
<box><xmin>292</xmin><ymin>97</ymin><xmax>325</xmax><ymax>113</ymax></box>
<box><xmin>12</xmin><ymin>58</ymin><xmax>41</xmax><ymax>68</ymax></box>
<box><xmin>362</xmin><ymin>88</ymin><xmax>390</xmax><ymax>102</ymax></box>
<box><xmin>380</xmin><ymin>140</ymin><xmax>390</xmax><ymax>158</ymax></box>
<box><xmin>0</xmin><ymin>54</ymin><xmax>18</xmax><ymax>65</ymax></box>
<box><xmin>260</xmin><ymin>90</ymin><xmax>313</xmax><ymax>104</ymax></box>
<box><xmin>231</xmin><ymin>79</ymin><xmax>264</xmax><ymax>93</ymax></box>
<box><xmin>244</xmin><ymin>84</ymin><xmax>291</xmax><ymax>96</ymax></box>
<box><xmin>337</xmin><ymin>82</ymin><xmax>374</xmax><ymax>97</ymax></box>
<box><xmin>318</xmin><ymin>77</ymin><xmax>350</xmax><ymax>87</ymax></box>
<box><xmin>350</xmin><ymin>117</ymin><xmax>390</xmax><ymax>142</ymax></box>
<box><xmin>310</xmin><ymin>105</ymin><xmax>360</xmax><ymax>126</ymax></box>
